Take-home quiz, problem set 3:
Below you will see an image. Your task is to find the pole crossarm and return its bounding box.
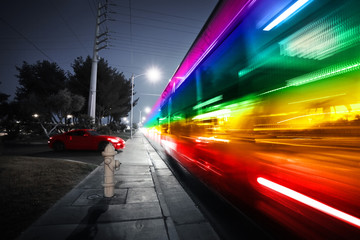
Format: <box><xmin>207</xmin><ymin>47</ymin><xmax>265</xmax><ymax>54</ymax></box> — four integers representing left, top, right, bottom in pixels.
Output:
<box><xmin>133</xmin><ymin>73</ymin><xmax>147</xmax><ymax>79</ymax></box>
<box><xmin>88</xmin><ymin>1</ymin><xmax>110</xmax><ymax>122</ymax></box>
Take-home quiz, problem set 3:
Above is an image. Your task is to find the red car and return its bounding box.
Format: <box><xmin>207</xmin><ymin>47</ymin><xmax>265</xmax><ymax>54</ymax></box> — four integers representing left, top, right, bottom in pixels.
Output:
<box><xmin>48</xmin><ymin>129</ymin><xmax>125</xmax><ymax>151</ymax></box>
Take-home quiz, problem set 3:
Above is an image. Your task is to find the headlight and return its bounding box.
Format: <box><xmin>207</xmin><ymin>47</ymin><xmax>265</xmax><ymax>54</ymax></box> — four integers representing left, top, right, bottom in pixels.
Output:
<box><xmin>107</xmin><ymin>138</ymin><xmax>119</xmax><ymax>143</ymax></box>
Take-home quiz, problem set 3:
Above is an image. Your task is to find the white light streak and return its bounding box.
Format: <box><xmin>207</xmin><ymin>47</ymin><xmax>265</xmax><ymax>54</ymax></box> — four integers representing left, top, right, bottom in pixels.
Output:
<box><xmin>263</xmin><ymin>0</ymin><xmax>310</xmax><ymax>31</ymax></box>
<box><xmin>257</xmin><ymin>177</ymin><xmax>360</xmax><ymax>228</ymax></box>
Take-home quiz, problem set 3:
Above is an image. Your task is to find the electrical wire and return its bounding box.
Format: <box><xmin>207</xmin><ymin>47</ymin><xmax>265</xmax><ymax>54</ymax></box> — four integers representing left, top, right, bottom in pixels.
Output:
<box><xmin>0</xmin><ymin>17</ymin><xmax>54</xmax><ymax>61</ymax></box>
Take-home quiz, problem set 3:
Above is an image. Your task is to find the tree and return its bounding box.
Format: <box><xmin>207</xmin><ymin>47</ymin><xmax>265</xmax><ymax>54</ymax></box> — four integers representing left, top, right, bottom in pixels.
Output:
<box><xmin>14</xmin><ymin>61</ymin><xmax>84</xmax><ymax>137</ymax></box>
<box><xmin>0</xmin><ymin>82</ymin><xmax>10</xmax><ymax>115</ymax></box>
<box><xmin>0</xmin><ymin>82</ymin><xmax>10</xmax><ymax>132</ymax></box>
<box><xmin>44</xmin><ymin>89</ymin><xmax>85</xmax><ymax>135</ymax></box>
<box><xmin>48</xmin><ymin>89</ymin><xmax>84</xmax><ymax>122</ymax></box>
<box><xmin>68</xmin><ymin>56</ymin><xmax>136</xmax><ymax>125</ymax></box>
<box><xmin>15</xmin><ymin>60</ymin><xmax>67</xmax><ymax>119</ymax></box>
<box><xmin>16</xmin><ymin>61</ymin><xmax>67</xmax><ymax>102</ymax></box>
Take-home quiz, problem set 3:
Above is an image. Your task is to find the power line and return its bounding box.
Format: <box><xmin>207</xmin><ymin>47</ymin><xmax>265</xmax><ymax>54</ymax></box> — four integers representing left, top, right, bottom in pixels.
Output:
<box><xmin>109</xmin><ymin>19</ymin><xmax>199</xmax><ymax>34</ymax></box>
<box><xmin>110</xmin><ymin>32</ymin><xmax>192</xmax><ymax>47</ymax></box>
<box><xmin>131</xmin><ymin>15</ymin><xmax>202</xmax><ymax>30</ymax></box>
<box><xmin>109</xmin><ymin>36</ymin><xmax>189</xmax><ymax>51</ymax></box>
<box><xmin>129</xmin><ymin>0</ymin><xmax>134</xmax><ymax>65</ymax></box>
<box><xmin>112</xmin><ymin>3</ymin><xmax>206</xmax><ymax>23</ymax></box>
<box><xmin>87</xmin><ymin>0</ymin><xmax>97</xmax><ymax>18</ymax></box>
<box><xmin>108</xmin><ymin>46</ymin><xmax>183</xmax><ymax>59</ymax></box>
<box><xmin>0</xmin><ymin>17</ymin><xmax>54</xmax><ymax>61</ymax></box>
<box><xmin>109</xmin><ymin>40</ymin><xmax>186</xmax><ymax>55</ymax></box>
<box><xmin>109</xmin><ymin>10</ymin><xmax>203</xmax><ymax>30</ymax></box>
<box><xmin>49</xmin><ymin>0</ymin><xmax>90</xmax><ymax>55</ymax></box>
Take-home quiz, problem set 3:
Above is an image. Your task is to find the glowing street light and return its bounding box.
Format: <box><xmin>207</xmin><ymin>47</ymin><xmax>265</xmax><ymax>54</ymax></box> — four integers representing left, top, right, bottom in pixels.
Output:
<box><xmin>146</xmin><ymin>67</ymin><xmax>161</xmax><ymax>82</ymax></box>
<box><xmin>66</xmin><ymin>114</ymin><xmax>73</xmax><ymax>125</ymax></box>
<box><xmin>130</xmin><ymin>68</ymin><xmax>161</xmax><ymax>139</ymax></box>
<box><xmin>139</xmin><ymin>107</ymin><xmax>151</xmax><ymax>127</ymax></box>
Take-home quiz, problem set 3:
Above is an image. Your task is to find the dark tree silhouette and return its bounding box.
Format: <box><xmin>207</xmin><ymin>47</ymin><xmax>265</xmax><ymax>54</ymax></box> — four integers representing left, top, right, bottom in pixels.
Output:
<box><xmin>68</xmin><ymin>56</ymin><xmax>136</xmax><ymax>124</ymax></box>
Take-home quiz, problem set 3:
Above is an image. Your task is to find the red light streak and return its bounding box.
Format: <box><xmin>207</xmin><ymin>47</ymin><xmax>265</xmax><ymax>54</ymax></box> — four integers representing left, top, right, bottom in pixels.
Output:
<box><xmin>257</xmin><ymin>177</ymin><xmax>360</xmax><ymax>228</ymax></box>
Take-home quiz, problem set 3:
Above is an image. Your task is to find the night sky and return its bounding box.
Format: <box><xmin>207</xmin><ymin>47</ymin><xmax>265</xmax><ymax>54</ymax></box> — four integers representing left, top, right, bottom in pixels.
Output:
<box><xmin>0</xmin><ymin>0</ymin><xmax>217</xmax><ymax>122</ymax></box>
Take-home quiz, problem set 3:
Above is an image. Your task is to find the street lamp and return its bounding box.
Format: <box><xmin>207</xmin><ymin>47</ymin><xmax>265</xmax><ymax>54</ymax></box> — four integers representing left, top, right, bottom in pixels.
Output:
<box><xmin>139</xmin><ymin>110</ymin><xmax>142</xmax><ymax>126</ymax></box>
<box><xmin>139</xmin><ymin>107</ymin><xmax>151</xmax><ymax>127</ymax></box>
<box><xmin>130</xmin><ymin>67</ymin><xmax>161</xmax><ymax>139</ymax></box>
<box><xmin>66</xmin><ymin>114</ymin><xmax>73</xmax><ymax>125</ymax></box>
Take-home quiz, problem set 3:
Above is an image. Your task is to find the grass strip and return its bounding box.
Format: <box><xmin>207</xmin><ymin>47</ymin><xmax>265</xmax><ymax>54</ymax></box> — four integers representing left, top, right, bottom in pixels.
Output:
<box><xmin>0</xmin><ymin>156</ymin><xmax>96</xmax><ymax>239</ymax></box>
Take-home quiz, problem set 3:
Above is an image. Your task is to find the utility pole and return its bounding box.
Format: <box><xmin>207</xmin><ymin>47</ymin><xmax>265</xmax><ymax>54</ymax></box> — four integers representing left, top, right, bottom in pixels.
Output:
<box><xmin>88</xmin><ymin>2</ymin><xmax>108</xmax><ymax>123</ymax></box>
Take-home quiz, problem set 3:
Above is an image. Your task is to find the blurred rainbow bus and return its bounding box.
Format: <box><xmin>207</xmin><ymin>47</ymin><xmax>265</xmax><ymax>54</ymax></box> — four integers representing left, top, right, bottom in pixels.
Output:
<box><xmin>144</xmin><ymin>0</ymin><xmax>360</xmax><ymax>238</ymax></box>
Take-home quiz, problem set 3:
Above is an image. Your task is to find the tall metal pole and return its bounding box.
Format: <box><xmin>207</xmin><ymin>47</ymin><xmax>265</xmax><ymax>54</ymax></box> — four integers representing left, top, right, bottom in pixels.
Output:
<box><xmin>130</xmin><ymin>74</ymin><xmax>134</xmax><ymax>139</ymax></box>
<box><xmin>88</xmin><ymin>53</ymin><xmax>98</xmax><ymax>121</ymax></box>
<box><xmin>88</xmin><ymin>2</ymin><xmax>107</xmax><ymax>123</ymax></box>
<box><xmin>139</xmin><ymin>110</ymin><xmax>142</xmax><ymax>126</ymax></box>
<box><xmin>88</xmin><ymin>3</ymin><xmax>101</xmax><ymax>122</ymax></box>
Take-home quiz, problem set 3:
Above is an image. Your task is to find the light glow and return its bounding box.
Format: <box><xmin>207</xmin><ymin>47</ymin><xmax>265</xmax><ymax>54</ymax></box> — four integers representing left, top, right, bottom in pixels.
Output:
<box><xmin>161</xmin><ymin>139</ymin><xmax>177</xmax><ymax>151</ymax></box>
<box><xmin>145</xmin><ymin>107</ymin><xmax>151</xmax><ymax>113</ymax></box>
<box><xmin>193</xmin><ymin>95</ymin><xmax>223</xmax><ymax>110</ymax></box>
<box><xmin>192</xmin><ymin>109</ymin><xmax>231</xmax><ymax>120</ymax></box>
<box><xmin>263</xmin><ymin>0</ymin><xmax>311</xmax><ymax>31</ymax></box>
<box><xmin>146</xmin><ymin>67</ymin><xmax>161</xmax><ymax>82</ymax></box>
<box><xmin>197</xmin><ymin>136</ymin><xmax>230</xmax><ymax>143</ymax></box>
<box><xmin>257</xmin><ymin>177</ymin><xmax>360</xmax><ymax>228</ymax></box>
<box><xmin>108</xmin><ymin>138</ymin><xmax>120</xmax><ymax>143</ymax></box>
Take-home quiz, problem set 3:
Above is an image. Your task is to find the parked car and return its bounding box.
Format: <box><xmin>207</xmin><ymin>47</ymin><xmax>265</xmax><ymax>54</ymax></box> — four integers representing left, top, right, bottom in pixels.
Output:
<box><xmin>48</xmin><ymin>129</ymin><xmax>125</xmax><ymax>151</ymax></box>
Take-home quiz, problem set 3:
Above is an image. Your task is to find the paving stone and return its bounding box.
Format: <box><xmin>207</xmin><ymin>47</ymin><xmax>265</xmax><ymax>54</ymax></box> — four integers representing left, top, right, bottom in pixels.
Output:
<box><xmin>72</xmin><ymin>189</ymin><xmax>128</xmax><ymax>206</ymax></box>
<box><xmin>98</xmin><ymin>202</ymin><xmax>163</xmax><ymax>222</ymax></box>
<box><xmin>20</xmin><ymin>219</ymin><xmax>169</xmax><ymax>240</ymax></box>
<box><xmin>116</xmin><ymin>165</ymin><xmax>151</xmax><ymax>175</ymax></box>
<box><xmin>127</xmin><ymin>187</ymin><xmax>158</xmax><ymax>203</ymax></box>
<box><xmin>116</xmin><ymin>175</ymin><xmax>154</xmax><ymax>188</ymax></box>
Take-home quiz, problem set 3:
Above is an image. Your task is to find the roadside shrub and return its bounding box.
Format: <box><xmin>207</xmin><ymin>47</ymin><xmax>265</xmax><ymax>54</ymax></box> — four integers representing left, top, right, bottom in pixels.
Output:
<box><xmin>97</xmin><ymin>125</ymin><xmax>111</xmax><ymax>135</ymax></box>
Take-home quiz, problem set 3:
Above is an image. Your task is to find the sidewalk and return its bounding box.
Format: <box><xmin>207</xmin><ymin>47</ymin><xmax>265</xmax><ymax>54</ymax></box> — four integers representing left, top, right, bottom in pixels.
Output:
<box><xmin>18</xmin><ymin>132</ymin><xmax>220</xmax><ymax>240</ymax></box>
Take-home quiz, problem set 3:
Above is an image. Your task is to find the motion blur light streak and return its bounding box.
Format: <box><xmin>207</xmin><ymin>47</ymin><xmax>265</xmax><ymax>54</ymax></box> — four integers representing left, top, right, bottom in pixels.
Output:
<box><xmin>287</xmin><ymin>93</ymin><xmax>347</xmax><ymax>105</ymax></box>
<box><xmin>160</xmin><ymin>139</ymin><xmax>177</xmax><ymax>151</ymax></box>
<box><xmin>181</xmin><ymin>0</ymin><xmax>256</xmax><ymax>83</ymax></box>
<box><xmin>259</xmin><ymin>60</ymin><xmax>360</xmax><ymax>96</ymax></box>
<box><xmin>192</xmin><ymin>109</ymin><xmax>231</xmax><ymax>120</ymax></box>
<box><xmin>254</xmin><ymin>139</ymin><xmax>359</xmax><ymax>151</ymax></box>
<box><xmin>193</xmin><ymin>95</ymin><xmax>223</xmax><ymax>110</ymax></box>
<box><xmin>145</xmin><ymin>0</ymin><xmax>360</xmax><ymax>237</ymax></box>
<box><xmin>197</xmin><ymin>136</ymin><xmax>230</xmax><ymax>143</ymax></box>
<box><xmin>263</xmin><ymin>0</ymin><xmax>311</xmax><ymax>31</ymax></box>
<box><xmin>287</xmin><ymin>61</ymin><xmax>360</xmax><ymax>87</ymax></box>
<box><xmin>257</xmin><ymin>177</ymin><xmax>360</xmax><ymax>228</ymax></box>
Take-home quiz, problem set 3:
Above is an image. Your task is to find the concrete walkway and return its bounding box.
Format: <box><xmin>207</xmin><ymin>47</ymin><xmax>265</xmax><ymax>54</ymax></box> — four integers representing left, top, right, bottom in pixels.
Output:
<box><xmin>18</xmin><ymin>132</ymin><xmax>220</xmax><ymax>240</ymax></box>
